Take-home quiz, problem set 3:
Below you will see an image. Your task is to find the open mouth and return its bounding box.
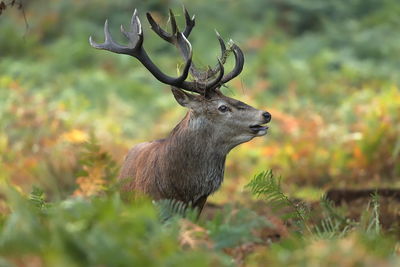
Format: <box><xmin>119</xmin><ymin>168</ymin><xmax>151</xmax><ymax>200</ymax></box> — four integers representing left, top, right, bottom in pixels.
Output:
<box><xmin>249</xmin><ymin>124</ymin><xmax>269</xmax><ymax>134</ymax></box>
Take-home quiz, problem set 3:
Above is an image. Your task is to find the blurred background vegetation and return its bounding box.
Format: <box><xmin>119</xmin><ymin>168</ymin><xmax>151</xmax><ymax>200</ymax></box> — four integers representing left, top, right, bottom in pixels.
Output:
<box><xmin>1</xmin><ymin>0</ymin><xmax>400</xmax><ymax>266</ymax></box>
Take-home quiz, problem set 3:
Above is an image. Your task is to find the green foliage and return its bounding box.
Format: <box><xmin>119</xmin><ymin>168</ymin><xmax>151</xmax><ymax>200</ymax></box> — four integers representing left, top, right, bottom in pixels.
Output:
<box><xmin>154</xmin><ymin>199</ymin><xmax>199</xmax><ymax>222</ymax></box>
<box><xmin>313</xmin><ymin>196</ymin><xmax>354</xmax><ymax>239</ymax></box>
<box><xmin>205</xmin><ymin>205</ymin><xmax>270</xmax><ymax>250</ymax></box>
<box><xmin>0</xmin><ymin>189</ymin><xmax>229</xmax><ymax>266</ymax></box>
<box><xmin>245</xmin><ymin>170</ymin><xmax>397</xmax><ymax>246</ymax></box>
<box><xmin>1</xmin><ymin>0</ymin><xmax>400</xmax><ymax>265</ymax></box>
<box><xmin>73</xmin><ymin>135</ymin><xmax>119</xmax><ymax>197</ymax></box>
<box><xmin>247</xmin><ymin>231</ymin><xmax>399</xmax><ymax>266</ymax></box>
<box><xmin>1</xmin><ymin>169</ymin><xmax>400</xmax><ymax>266</ymax></box>
<box><xmin>245</xmin><ymin>172</ymin><xmax>400</xmax><ymax>266</ymax></box>
<box><xmin>29</xmin><ymin>186</ymin><xmax>50</xmax><ymax>210</ymax></box>
<box><xmin>360</xmin><ymin>192</ymin><xmax>381</xmax><ymax>235</ymax></box>
<box><xmin>246</xmin><ymin>170</ymin><xmax>310</xmax><ymax>232</ymax></box>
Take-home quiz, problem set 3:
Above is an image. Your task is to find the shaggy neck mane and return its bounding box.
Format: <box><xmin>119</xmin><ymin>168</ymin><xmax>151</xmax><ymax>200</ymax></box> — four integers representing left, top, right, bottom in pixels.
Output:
<box><xmin>167</xmin><ymin>111</ymin><xmax>224</xmax><ymax>156</ymax></box>
<box><xmin>158</xmin><ymin>111</ymin><xmax>227</xmax><ymax>203</ymax></box>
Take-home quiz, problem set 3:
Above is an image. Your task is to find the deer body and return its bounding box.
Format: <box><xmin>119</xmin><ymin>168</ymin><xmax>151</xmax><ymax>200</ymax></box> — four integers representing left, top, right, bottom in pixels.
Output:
<box><xmin>90</xmin><ymin>8</ymin><xmax>271</xmax><ymax>212</ymax></box>
<box><xmin>119</xmin><ymin>113</ymin><xmax>227</xmax><ymax>208</ymax></box>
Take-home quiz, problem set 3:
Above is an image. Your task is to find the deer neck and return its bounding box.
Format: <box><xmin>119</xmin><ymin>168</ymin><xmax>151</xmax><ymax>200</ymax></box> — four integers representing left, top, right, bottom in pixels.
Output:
<box><xmin>162</xmin><ymin>112</ymin><xmax>227</xmax><ymax>201</ymax></box>
<box><xmin>167</xmin><ymin>111</ymin><xmax>228</xmax><ymax>158</ymax></box>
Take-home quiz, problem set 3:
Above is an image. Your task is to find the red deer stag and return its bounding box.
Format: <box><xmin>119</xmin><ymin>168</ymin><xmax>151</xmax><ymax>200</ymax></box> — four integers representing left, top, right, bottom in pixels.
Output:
<box><xmin>90</xmin><ymin>8</ymin><xmax>271</xmax><ymax>212</ymax></box>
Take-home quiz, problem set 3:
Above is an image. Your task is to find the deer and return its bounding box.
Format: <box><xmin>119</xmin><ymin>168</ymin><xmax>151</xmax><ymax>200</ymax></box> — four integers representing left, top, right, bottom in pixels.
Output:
<box><xmin>89</xmin><ymin>7</ymin><xmax>271</xmax><ymax>213</ymax></box>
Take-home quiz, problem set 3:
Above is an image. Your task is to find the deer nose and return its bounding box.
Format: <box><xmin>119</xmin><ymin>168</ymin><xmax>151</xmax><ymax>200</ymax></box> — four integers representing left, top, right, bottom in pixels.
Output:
<box><xmin>262</xmin><ymin>111</ymin><xmax>271</xmax><ymax>122</ymax></box>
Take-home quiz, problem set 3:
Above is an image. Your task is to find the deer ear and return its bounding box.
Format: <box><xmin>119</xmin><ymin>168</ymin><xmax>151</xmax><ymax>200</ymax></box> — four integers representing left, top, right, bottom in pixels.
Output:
<box><xmin>171</xmin><ymin>87</ymin><xmax>198</xmax><ymax>108</ymax></box>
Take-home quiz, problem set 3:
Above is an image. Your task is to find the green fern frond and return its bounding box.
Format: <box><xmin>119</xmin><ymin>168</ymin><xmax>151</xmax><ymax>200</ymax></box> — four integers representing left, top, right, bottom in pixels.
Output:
<box><xmin>313</xmin><ymin>216</ymin><xmax>352</xmax><ymax>239</ymax></box>
<box><xmin>246</xmin><ymin>170</ymin><xmax>310</xmax><ymax>232</ymax></box>
<box><xmin>320</xmin><ymin>195</ymin><xmax>348</xmax><ymax>225</ymax></box>
<box><xmin>313</xmin><ymin>195</ymin><xmax>357</xmax><ymax>239</ymax></box>
<box><xmin>246</xmin><ymin>170</ymin><xmax>287</xmax><ymax>210</ymax></box>
<box><xmin>153</xmin><ymin>199</ymin><xmax>198</xmax><ymax>222</ymax></box>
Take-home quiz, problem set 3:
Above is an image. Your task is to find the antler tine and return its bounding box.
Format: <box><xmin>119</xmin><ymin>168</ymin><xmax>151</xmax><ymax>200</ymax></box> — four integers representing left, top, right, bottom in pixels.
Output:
<box><xmin>216</xmin><ymin>31</ymin><xmax>227</xmax><ymax>59</ymax></box>
<box><xmin>90</xmin><ymin>10</ymin><xmax>193</xmax><ymax>86</ymax></box>
<box><xmin>189</xmin><ymin>34</ymin><xmax>243</xmax><ymax>89</ymax></box>
<box><xmin>90</xmin><ymin>9</ymin><xmax>143</xmax><ymax>54</ymax></box>
<box><xmin>120</xmin><ymin>10</ymin><xmax>143</xmax><ymax>51</ymax></box>
<box><xmin>169</xmin><ymin>9</ymin><xmax>178</xmax><ymax>35</ymax></box>
<box><xmin>205</xmin><ymin>31</ymin><xmax>229</xmax><ymax>77</ymax></box>
<box><xmin>205</xmin><ymin>58</ymin><xmax>225</xmax><ymax>93</ymax></box>
<box><xmin>146</xmin><ymin>6</ymin><xmax>195</xmax><ymax>43</ymax></box>
<box><xmin>183</xmin><ymin>6</ymin><xmax>195</xmax><ymax>37</ymax></box>
<box><xmin>119</xmin><ymin>9</ymin><xmax>143</xmax><ymax>49</ymax></box>
<box><xmin>89</xmin><ymin>19</ymin><xmax>132</xmax><ymax>54</ymax></box>
<box><xmin>220</xmin><ymin>43</ymin><xmax>244</xmax><ymax>84</ymax></box>
<box><xmin>204</xmin><ymin>34</ymin><xmax>244</xmax><ymax>86</ymax></box>
<box><xmin>146</xmin><ymin>12</ymin><xmax>172</xmax><ymax>42</ymax></box>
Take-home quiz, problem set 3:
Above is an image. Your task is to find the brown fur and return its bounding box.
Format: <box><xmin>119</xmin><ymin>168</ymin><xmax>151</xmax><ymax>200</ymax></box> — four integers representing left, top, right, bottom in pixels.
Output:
<box><xmin>119</xmin><ymin>89</ymin><xmax>270</xmax><ymax>212</ymax></box>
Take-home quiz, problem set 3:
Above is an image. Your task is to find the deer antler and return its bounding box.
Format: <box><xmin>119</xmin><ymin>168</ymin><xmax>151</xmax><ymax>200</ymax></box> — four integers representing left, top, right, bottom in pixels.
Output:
<box><xmin>89</xmin><ymin>8</ymin><xmax>243</xmax><ymax>95</ymax></box>
<box><xmin>146</xmin><ymin>7</ymin><xmax>195</xmax><ymax>42</ymax></box>
<box><xmin>147</xmin><ymin>7</ymin><xmax>244</xmax><ymax>88</ymax></box>
<box><xmin>89</xmin><ymin>9</ymin><xmax>192</xmax><ymax>86</ymax></box>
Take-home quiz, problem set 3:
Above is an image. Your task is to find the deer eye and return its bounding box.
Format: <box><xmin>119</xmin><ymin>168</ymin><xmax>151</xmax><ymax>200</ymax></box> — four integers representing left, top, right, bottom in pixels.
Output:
<box><xmin>218</xmin><ymin>105</ymin><xmax>230</xmax><ymax>113</ymax></box>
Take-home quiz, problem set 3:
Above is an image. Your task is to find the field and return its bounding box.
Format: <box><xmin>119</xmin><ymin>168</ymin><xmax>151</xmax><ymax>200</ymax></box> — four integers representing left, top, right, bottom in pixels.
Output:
<box><xmin>1</xmin><ymin>0</ymin><xmax>400</xmax><ymax>266</ymax></box>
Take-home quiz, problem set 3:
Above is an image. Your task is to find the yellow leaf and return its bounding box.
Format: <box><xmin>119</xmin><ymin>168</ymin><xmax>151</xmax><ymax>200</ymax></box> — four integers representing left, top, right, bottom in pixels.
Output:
<box><xmin>62</xmin><ymin>129</ymin><xmax>88</xmax><ymax>144</ymax></box>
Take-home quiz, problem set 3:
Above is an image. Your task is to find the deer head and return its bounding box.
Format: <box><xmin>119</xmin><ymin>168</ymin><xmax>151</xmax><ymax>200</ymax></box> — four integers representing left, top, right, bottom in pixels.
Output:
<box><xmin>171</xmin><ymin>87</ymin><xmax>271</xmax><ymax>153</ymax></box>
<box><xmin>89</xmin><ymin>7</ymin><xmax>271</xmax><ymax>150</ymax></box>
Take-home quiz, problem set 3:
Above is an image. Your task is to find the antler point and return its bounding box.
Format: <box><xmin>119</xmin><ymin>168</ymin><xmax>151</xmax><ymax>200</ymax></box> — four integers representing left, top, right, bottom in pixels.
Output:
<box><xmin>89</xmin><ymin>35</ymin><xmax>100</xmax><ymax>49</ymax></box>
